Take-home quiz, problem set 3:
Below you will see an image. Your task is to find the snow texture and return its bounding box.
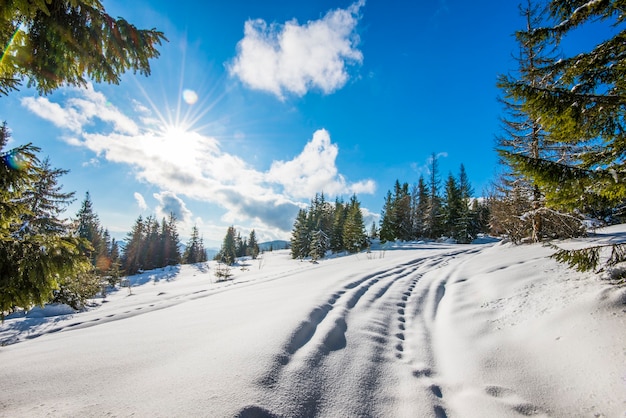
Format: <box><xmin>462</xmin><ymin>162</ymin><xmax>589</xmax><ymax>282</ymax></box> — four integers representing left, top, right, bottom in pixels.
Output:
<box><xmin>1</xmin><ymin>226</ymin><xmax>625</xmax><ymax>417</ymax></box>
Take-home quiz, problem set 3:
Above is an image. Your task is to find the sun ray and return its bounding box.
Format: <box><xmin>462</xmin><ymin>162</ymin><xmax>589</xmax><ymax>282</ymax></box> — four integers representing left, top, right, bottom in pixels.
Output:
<box><xmin>130</xmin><ymin>49</ymin><xmax>233</xmax><ymax>141</ymax></box>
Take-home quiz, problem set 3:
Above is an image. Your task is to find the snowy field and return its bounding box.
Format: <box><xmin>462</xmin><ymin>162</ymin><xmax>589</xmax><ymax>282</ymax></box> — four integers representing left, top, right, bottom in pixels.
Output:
<box><xmin>1</xmin><ymin>227</ymin><xmax>625</xmax><ymax>417</ymax></box>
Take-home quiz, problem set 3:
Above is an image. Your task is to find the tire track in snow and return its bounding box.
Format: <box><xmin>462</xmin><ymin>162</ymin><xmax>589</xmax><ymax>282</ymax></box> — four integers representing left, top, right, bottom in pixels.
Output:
<box><xmin>258</xmin><ymin>260</ymin><xmax>426</xmax><ymax>390</ymax></box>
<box><xmin>254</xmin><ymin>258</ymin><xmax>427</xmax><ymax>417</ymax></box>
<box><xmin>248</xmin><ymin>249</ymin><xmax>488</xmax><ymax>418</ymax></box>
<box><xmin>399</xmin><ymin>245</ymin><xmax>489</xmax><ymax>418</ymax></box>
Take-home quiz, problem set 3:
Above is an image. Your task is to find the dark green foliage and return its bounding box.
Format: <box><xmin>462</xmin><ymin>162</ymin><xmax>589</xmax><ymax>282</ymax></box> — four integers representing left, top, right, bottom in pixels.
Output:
<box><xmin>0</xmin><ymin>125</ymin><xmax>39</xmax><ymax>234</ymax></box>
<box><xmin>22</xmin><ymin>157</ymin><xmax>74</xmax><ymax>235</ymax></box>
<box><xmin>52</xmin><ymin>271</ymin><xmax>101</xmax><ymax>309</ymax></box>
<box><xmin>499</xmin><ymin>0</ymin><xmax>626</xmax><ymax>211</ymax></box>
<box><xmin>122</xmin><ymin>213</ymin><xmax>182</xmax><ymax>274</ymax></box>
<box><xmin>122</xmin><ymin>215</ymin><xmax>145</xmax><ymax>275</ymax></box>
<box><xmin>215</xmin><ymin>226</ymin><xmax>259</xmax><ymax>263</ymax></box>
<box><xmin>0</xmin><ymin>234</ymin><xmax>93</xmax><ymax>315</ymax></box>
<box><xmin>74</xmin><ymin>192</ymin><xmax>104</xmax><ymax>265</ymax></box>
<box><xmin>247</xmin><ymin>229</ymin><xmax>260</xmax><ymax>259</ymax></box>
<box><xmin>1</xmin><ymin>0</ymin><xmax>166</xmax><ymax>95</ymax></box>
<box><xmin>494</xmin><ymin>0</ymin><xmax>596</xmax><ymax>244</ymax></box>
<box><xmin>183</xmin><ymin>225</ymin><xmax>207</xmax><ymax>264</ymax></box>
<box><xmin>290</xmin><ymin>193</ymin><xmax>367</xmax><ymax>259</ymax></box>
<box><xmin>162</xmin><ymin>213</ymin><xmax>182</xmax><ymax>266</ymax></box>
<box><xmin>495</xmin><ymin>0</ymin><xmax>626</xmax><ymax>275</ymax></box>
<box><xmin>73</xmin><ymin>193</ymin><xmax>125</xmax><ymax>286</ymax></box>
<box><xmin>378</xmin><ymin>162</ymin><xmax>487</xmax><ymax>243</ymax></box>
<box><xmin>290</xmin><ymin>209</ymin><xmax>310</xmax><ymax>260</ymax></box>
<box><xmin>412</xmin><ymin>177</ymin><xmax>429</xmax><ymax>238</ymax></box>
<box><xmin>0</xmin><ymin>123</ymin><xmax>92</xmax><ymax>317</ymax></box>
<box><xmin>217</xmin><ymin>226</ymin><xmax>237</xmax><ymax>265</ymax></box>
<box><xmin>378</xmin><ymin>191</ymin><xmax>395</xmax><ymax>243</ymax></box>
<box><xmin>309</xmin><ymin>229</ymin><xmax>329</xmax><ymax>260</ymax></box>
<box><xmin>550</xmin><ymin>243</ymin><xmax>626</xmax><ymax>277</ymax></box>
<box><xmin>330</xmin><ymin>198</ymin><xmax>347</xmax><ymax>252</ymax></box>
<box><xmin>369</xmin><ymin>221</ymin><xmax>378</xmax><ymax>239</ymax></box>
<box><xmin>343</xmin><ymin>195</ymin><xmax>368</xmax><ymax>253</ymax></box>
<box><xmin>425</xmin><ymin>153</ymin><xmax>444</xmax><ymax>239</ymax></box>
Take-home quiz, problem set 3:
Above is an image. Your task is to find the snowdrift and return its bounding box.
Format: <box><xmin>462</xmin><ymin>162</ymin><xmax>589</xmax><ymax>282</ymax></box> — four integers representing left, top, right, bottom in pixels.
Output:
<box><xmin>1</xmin><ymin>227</ymin><xmax>625</xmax><ymax>417</ymax></box>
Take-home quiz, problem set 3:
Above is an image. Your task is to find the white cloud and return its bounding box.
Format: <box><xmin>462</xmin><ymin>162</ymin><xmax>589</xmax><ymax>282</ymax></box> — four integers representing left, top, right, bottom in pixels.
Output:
<box><xmin>153</xmin><ymin>191</ymin><xmax>192</xmax><ymax>224</ymax></box>
<box><xmin>22</xmin><ymin>87</ymin><xmax>375</xmax><ymax>236</ymax></box>
<box><xmin>134</xmin><ymin>192</ymin><xmax>148</xmax><ymax>211</ymax></box>
<box><xmin>229</xmin><ymin>1</ymin><xmax>365</xmax><ymax>99</ymax></box>
<box><xmin>81</xmin><ymin>158</ymin><xmax>100</xmax><ymax>168</ymax></box>
<box><xmin>22</xmin><ymin>97</ymin><xmax>86</xmax><ymax>133</ymax></box>
<box><xmin>21</xmin><ymin>84</ymin><xmax>139</xmax><ymax>135</ymax></box>
<box><xmin>267</xmin><ymin>129</ymin><xmax>375</xmax><ymax>198</ymax></box>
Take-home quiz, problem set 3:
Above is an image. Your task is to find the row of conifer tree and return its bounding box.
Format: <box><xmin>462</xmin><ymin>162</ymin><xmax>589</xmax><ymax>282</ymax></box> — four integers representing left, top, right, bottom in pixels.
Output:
<box><xmin>288</xmin><ymin>157</ymin><xmax>492</xmax><ymax>261</ymax></box>
<box><xmin>215</xmin><ymin>226</ymin><xmax>260</xmax><ymax>265</ymax></box>
<box><xmin>290</xmin><ymin>194</ymin><xmax>369</xmax><ymax>260</ymax></box>
<box><xmin>74</xmin><ymin>192</ymin><xmax>210</xmax><ymax>279</ymax></box>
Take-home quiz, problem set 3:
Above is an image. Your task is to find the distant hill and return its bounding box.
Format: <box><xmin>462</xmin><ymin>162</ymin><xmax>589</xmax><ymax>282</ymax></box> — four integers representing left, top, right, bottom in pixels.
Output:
<box><xmin>259</xmin><ymin>240</ymin><xmax>289</xmax><ymax>252</ymax></box>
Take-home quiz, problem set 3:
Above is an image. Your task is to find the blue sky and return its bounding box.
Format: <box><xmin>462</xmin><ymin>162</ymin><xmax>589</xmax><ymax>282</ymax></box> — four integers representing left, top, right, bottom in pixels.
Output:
<box><xmin>1</xmin><ymin>1</ymin><xmax>553</xmax><ymax>247</ymax></box>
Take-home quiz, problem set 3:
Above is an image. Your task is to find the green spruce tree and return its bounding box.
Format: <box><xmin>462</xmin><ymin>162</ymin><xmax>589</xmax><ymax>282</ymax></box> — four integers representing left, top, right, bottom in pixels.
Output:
<box><xmin>0</xmin><ymin>126</ymin><xmax>92</xmax><ymax>316</ymax></box>
<box><xmin>343</xmin><ymin>195</ymin><xmax>367</xmax><ymax>253</ymax></box>
<box><xmin>247</xmin><ymin>229</ymin><xmax>260</xmax><ymax>259</ymax></box>
<box><xmin>218</xmin><ymin>226</ymin><xmax>237</xmax><ymax>265</ymax></box>
<box><xmin>290</xmin><ymin>209</ymin><xmax>310</xmax><ymax>260</ymax></box>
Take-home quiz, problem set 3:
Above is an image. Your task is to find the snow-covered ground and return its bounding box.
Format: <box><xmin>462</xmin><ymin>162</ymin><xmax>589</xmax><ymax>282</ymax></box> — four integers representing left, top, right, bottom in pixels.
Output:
<box><xmin>1</xmin><ymin>227</ymin><xmax>625</xmax><ymax>417</ymax></box>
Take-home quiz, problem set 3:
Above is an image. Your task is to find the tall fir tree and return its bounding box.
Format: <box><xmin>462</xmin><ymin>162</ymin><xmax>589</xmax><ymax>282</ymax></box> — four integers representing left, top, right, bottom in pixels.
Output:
<box><xmin>378</xmin><ymin>191</ymin><xmax>395</xmax><ymax>243</ymax></box>
<box><xmin>185</xmin><ymin>225</ymin><xmax>208</xmax><ymax>264</ymax></box>
<box><xmin>247</xmin><ymin>229</ymin><xmax>260</xmax><ymax>259</ymax></box>
<box><xmin>309</xmin><ymin>229</ymin><xmax>329</xmax><ymax>261</ymax></box>
<box><xmin>343</xmin><ymin>195</ymin><xmax>368</xmax><ymax>253</ymax></box>
<box><xmin>455</xmin><ymin>165</ymin><xmax>475</xmax><ymax>243</ymax></box>
<box><xmin>22</xmin><ymin>157</ymin><xmax>74</xmax><ymax>235</ymax></box>
<box><xmin>123</xmin><ymin>215</ymin><xmax>146</xmax><ymax>275</ymax></box>
<box><xmin>414</xmin><ymin>176</ymin><xmax>429</xmax><ymax>239</ymax></box>
<box><xmin>499</xmin><ymin>0</ymin><xmax>626</xmax><ymax>212</ymax></box>
<box><xmin>162</xmin><ymin>213</ymin><xmax>181</xmax><ymax>266</ymax></box>
<box><xmin>218</xmin><ymin>226</ymin><xmax>237</xmax><ymax>265</ymax></box>
<box><xmin>495</xmin><ymin>0</ymin><xmax>584</xmax><ymax>243</ymax></box>
<box><xmin>393</xmin><ymin>180</ymin><xmax>412</xmax><ymax>241</ymax></box>
<box><xmin>330</xmin><ymin>198</ymin><xmax>346</xmax><ymax>252</ymax></box>
<box><xmin>291</xmin><ymin>209</ymin><xmax>310</xmax><ymax>260</ymax></box>
<box><xmin>75</xmin><ymin>192</ymin><xmax>105</xmax><ymax>265</ymax></box>
<box><xmin>443</xmin><ymin>172</ymin><xmax>463</xmax><ymax>241</ymax></box>
<box><xmin>0</xmin><ymin>126</ymin><xmax>92</xmax><ymax>316</ymax></box>
<box><xmin>424</xmin><ymin>153</ymin><xmax>443</xmax><ymax>239</ymax></box>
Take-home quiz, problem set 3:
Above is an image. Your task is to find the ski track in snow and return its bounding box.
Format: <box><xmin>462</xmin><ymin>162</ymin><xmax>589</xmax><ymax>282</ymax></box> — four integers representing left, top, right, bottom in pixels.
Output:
<box><xmin>1</xmin><ymin>262</ymin><xmax>314</xmax><ymax>346</ymax></box>
<box><xmin>242</xmin><ymin>247</ymin><xmax>485</xmax><ymax>418</ymax></box>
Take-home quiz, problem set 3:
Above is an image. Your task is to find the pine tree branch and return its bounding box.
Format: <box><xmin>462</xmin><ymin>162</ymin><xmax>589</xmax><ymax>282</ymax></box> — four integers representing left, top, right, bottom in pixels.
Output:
<box><xmin>549</xmin><ymin>242</ymin><xmax>626</xmax><ymax>273</ymax></box>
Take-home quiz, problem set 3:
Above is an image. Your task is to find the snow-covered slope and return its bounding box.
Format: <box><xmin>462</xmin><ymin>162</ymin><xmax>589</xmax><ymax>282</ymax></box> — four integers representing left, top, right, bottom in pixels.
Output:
<box><xmin>1</xmin><ymin>229</ymin><xmax>625</xmax><ymax>417</ymax></box>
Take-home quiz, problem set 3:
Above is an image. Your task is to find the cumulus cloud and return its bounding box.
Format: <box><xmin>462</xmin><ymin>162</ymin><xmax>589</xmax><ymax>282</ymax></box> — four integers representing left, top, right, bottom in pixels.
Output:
<box><xmin>153</xmin><ymin>191</ymin><xmax>193</xmax><ymax>224</ymax></box>
<box><xmin>229</xmin><ymin>1</ymin><xmax>365</xmax><ymax>99</ymax></box>
<box><xmin>21</xmin><ymin>84</ymin><xmax>139</xmax><ymax>135</ymax></box>
<box><xmin>22</xmin><ymin>97</ymin><xmax>86</xmax><ymax>133</ymax></box>
<box><xmin>267</xmin><ymin>129</ymin><xmax>375</xmax><ymax>198</ymax></box>
<box><xmin>22</xmin><ymin>87</ymin><xmax>375</xmax><ymax>236</ymax></box>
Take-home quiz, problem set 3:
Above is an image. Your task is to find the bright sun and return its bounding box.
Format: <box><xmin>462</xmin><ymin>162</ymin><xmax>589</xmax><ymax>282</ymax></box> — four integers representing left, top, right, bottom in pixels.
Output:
<box><xmin>162</xmin><ymin>123</ymin><xmax>191</xmax><ymax>138</ymax></box>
